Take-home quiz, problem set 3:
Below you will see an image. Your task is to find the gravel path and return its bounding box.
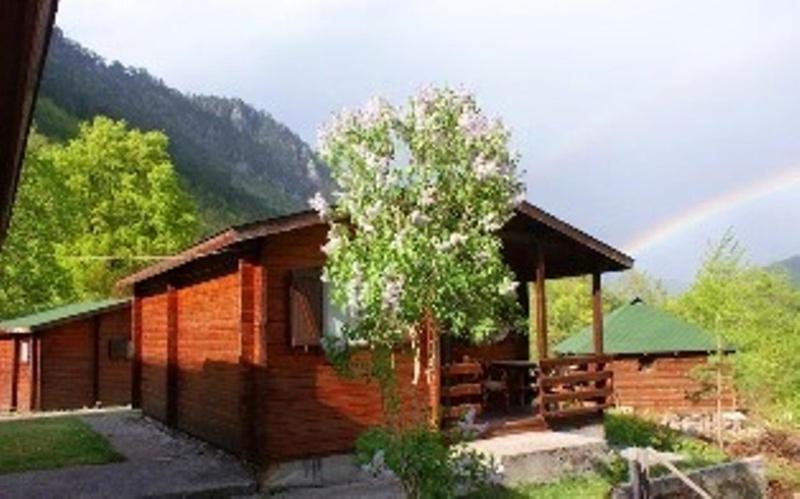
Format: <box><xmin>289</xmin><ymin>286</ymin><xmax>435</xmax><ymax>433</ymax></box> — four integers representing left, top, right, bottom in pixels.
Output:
<box><xmin>0</xmin><ymin>409</ymin><xmax>256</xmax><ymax>498</ymax></box>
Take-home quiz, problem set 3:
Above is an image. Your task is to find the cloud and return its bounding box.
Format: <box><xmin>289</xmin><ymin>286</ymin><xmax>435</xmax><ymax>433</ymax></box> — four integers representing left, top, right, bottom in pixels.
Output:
<box><xmin>55</xmin><ymin>0</ymin><xmax>800</xmax><ymax>280</ymax></box>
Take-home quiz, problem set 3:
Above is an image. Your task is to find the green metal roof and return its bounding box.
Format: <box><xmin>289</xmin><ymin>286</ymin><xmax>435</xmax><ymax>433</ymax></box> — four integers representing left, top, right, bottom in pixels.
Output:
<box><xmin>0</xmin><ymin>298</ymin><xmax>130</xmax><ymax>334</ymax></box>
<box><xmin>554</xmin><ymin>298</ymin><xmax>732</xmax><ymax>355</ymax></box>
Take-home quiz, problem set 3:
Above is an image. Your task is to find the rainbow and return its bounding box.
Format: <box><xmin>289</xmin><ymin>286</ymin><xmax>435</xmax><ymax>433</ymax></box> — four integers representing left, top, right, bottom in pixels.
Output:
<box><xmin>623</xmin><ymin>166</ymin><xmax>800</xmax><ymax>255</ymax></box>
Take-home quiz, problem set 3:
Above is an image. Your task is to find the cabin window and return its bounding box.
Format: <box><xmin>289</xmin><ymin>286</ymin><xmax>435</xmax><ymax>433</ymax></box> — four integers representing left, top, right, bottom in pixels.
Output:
<box><xmin>290</xmin><ymin>267</ymin><xmax>354</xmax><ymax>349</ymax></box>
<box><xmin>290</xmin><ymin>267</ymin><xmax>323</xmax><ymax>348</ymax></box>
<box><xmin>108</xmin><ymin>338</ymin><xmax>132</xmax><ymax>360</ymax></box>
<box><xmin>637</xmin><ymin>357</ymin><xmax>655</xmax><ymax>372</ymax></box>
<box><xmin>18</xmin><ymin>339</ymin><xmax>30</xmax><ymax>364</ymax></box>
<box><xmin>322</xmin><ymin>280</ymin><xmax>352</xmax><ymax>340</ymax></box>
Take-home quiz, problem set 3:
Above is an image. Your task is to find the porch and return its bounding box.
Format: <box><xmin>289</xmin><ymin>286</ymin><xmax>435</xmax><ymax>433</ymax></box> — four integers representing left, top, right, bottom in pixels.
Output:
<box><xmin>436</xmin><ymin>204</ymin><xmax>632</xmax><ymax>435</ymax></box>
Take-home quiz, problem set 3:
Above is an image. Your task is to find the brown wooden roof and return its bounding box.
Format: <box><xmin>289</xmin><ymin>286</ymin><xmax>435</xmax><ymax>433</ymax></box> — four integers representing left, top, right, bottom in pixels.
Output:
<box><xmin>0</xmin><ymin>0</ymin><xmax>59</xmax><ymax>244</ymax></box>
<box><xmin>118</xmin><ymin>201</ymin><xmax>632</xmax><ymax>288</ymax></box>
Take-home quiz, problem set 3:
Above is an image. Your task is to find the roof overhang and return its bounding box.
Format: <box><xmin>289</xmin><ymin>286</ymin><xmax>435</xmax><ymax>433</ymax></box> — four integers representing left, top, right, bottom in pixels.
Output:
<box><xmin>0</xmin><ymin>0</ymin><xmax>59</xmax><ymax>245</ymax></box>
<box><xmin>118</xmin><ymin>201</ymin><xmax>634</xmax><ymax>288</ymax></box>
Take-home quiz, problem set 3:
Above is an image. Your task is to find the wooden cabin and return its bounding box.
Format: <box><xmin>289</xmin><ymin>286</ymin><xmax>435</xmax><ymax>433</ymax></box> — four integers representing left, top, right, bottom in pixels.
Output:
<box><xmin>118</xmin><ymin>201</ymin><xmax>633</xmax><ymax>466</ymax></box>
<box><xmin>0</xmin><ymin>298</ymin><xmax>132</xmax><ymax>412</ymax></box>
<box><xmin>555</xmin><ymin>298</ymin><xmax>736</xmax><ymax>414</ymax></box>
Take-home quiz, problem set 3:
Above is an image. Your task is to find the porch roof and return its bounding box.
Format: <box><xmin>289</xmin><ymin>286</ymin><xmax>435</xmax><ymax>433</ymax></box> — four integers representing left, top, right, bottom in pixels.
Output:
<box><xmin>118</xmin><ymin>200</ymin><xmax>633</xmax><ymax>287</ymax></box>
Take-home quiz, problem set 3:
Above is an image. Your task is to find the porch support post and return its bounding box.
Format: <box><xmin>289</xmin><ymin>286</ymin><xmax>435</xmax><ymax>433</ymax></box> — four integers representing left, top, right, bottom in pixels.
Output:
<box><xmin>535</xmin><ymin>247</ymin><xmax>548</xmax><ymax>360</ymax></box>
<box><xmin>592</xmin><ymin>272</ymin><xmax>603</xmax><ymax>355</ymax></box>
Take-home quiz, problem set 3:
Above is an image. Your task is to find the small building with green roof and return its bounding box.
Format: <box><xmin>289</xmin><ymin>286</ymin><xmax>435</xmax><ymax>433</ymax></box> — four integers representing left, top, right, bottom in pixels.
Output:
<box><xmin>0</xmin><ymin>298</ymin><xmax>131</xmax><ymax>412</ymax></box>
<box><xmin>555</xmin><ymin>298</ymin><xmax>736</xmax><ymax>414</ymax></box>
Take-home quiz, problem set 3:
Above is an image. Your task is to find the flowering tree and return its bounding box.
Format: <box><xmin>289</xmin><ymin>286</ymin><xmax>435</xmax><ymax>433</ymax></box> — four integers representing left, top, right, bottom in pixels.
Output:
<box><xmin>314</xmin><ymin>86</ymin><xmax>524</xmax><ymax>363</ymax></box>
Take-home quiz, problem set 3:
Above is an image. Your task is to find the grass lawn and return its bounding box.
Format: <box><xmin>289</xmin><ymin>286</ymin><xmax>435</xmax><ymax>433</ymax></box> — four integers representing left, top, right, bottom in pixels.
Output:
<box><xmin>0</xmin><ymin>416</ymin><xmax>124</xmax><ymax>474</ymax></box>
<box><xmin>470</xmin><ymin>412</ymin><xmax>728</xmax><ymax>499</ymax></box>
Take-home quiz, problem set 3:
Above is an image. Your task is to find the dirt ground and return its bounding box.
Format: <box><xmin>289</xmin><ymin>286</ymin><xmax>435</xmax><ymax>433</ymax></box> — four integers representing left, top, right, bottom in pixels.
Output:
<box><xmin>727</xmin><ymin>429</ymin><xmax>800</xmax><ymax>498</ymax></box>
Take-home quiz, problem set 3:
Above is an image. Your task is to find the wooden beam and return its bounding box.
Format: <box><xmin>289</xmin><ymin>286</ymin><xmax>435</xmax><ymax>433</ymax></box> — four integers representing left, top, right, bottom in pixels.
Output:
<box><xmin>33</xmin><ymin>336</ymin><xmax>41</xmax><ymax>410</ymax></box>
<box><xmin>535</xmin><ymin>247</ymin><xmax>548</xmax><ymax>360</ymax></box>
<box><xmin>10</xmin><ymin>337</ymin><xmax>19</xmax><ymax>410</ymax></box>
<box><xmin>238</xmin><ymin>255</ymin><xmax>258</xmax><ymax>462</ymax></box>
<box><xmin>131</xmin><ymin>296</ymin><xmax>142</xmax><ymax>408</ymax></box>
<box><xmin>592</xmin><ymin>272</ymin><xmax>603</xmax><ymax>355</ymax></box>
<box><xmin>166</xmin><ymin>284</ymin><xmax>178</xmax><ymax>426</ymax></box>
<box><xmin>91</xmin><ymin>316</ymin><xmax>100</xmax><ymax>406</ymax></box>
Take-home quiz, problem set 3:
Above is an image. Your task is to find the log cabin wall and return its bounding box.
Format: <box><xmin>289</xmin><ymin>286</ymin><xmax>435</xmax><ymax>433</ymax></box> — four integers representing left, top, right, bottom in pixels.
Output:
<box><xmin>134</xmin><ymin>224</ymin><xmax>434</xmax><ymax>464</ymax></box>
<box><xmin>611</xmin><ymin>353</ymin><xmax>736</xmax><ymax>413</ymax></box>
<box><xmin>39</xmin><ymin>320</ymin><xmax>95</xmax><ymax>410</ymax></box>
<box><xmin>96</xmin><ymin>307</ymin><xmax>133</xmax><ymax>406</ymax></box>
<box><xmin>36</xmin><ymin>306</ymin><xmax>131</xmax><ymax>411</ymax></box>
<box><xmin>0</xmin><ymin>336</ymin><xmax>17</xmax><ymax>410</ymax></box>
<box><xmin>259</xmin><ymin>224</ymin><xmax>432</xmax><ymax>463</ymax></box>
<box><xmin>174</xmin><ymin>255</ymin><xmax>243</xmax><ymax>453</ymax></box>
<box><xmin>137</xmin><ymin>253</ymin><xmax>247</xmax><ymax>454</ymax></box>
<box><xmin>446</xmin><ymin>333</ymin><xmax>528</xmax><ymax>365</ymax></box>
<box><xmin>139</xmin><ymin>287</ymin><xmax>169</xmax><ymax>422</ymax></box>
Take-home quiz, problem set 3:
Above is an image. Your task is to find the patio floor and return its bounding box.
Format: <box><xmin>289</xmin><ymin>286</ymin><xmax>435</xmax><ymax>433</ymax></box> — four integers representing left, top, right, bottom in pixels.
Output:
<box><xmin>467</xmin><ymin>429</ymin><xmax>610</xmax><ymax>485</ymax></box>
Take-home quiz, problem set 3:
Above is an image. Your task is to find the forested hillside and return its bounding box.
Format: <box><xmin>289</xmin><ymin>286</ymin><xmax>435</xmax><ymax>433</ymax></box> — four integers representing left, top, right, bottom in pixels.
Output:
<box><xmin>35</xmin><ymin>28</ymin><xmax>331</xmax><ymax>232</ymax></box>
<box><xmin>771</xmin><ymin>255</ymin><xmax>800</xmax><ymax>286</ymax></box>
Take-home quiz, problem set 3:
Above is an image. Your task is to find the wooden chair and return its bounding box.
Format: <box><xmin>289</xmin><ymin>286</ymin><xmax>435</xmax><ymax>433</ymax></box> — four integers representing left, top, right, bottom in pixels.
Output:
<box><xmin>442</xmin><ymin>356</ymin><xmax>484</xmax><ymax>421</ymax></box>
<box><xmin>483</xmin><ymin>364</ymin><xmax>510</xmax><ymax>411</ymax></box>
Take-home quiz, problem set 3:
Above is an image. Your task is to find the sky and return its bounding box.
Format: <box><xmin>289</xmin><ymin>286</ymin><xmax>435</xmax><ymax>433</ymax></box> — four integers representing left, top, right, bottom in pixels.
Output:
<box><xmin>56</xmin><ymin>0</ymin><xmax>800</xmax><ymax>284</ymax></box>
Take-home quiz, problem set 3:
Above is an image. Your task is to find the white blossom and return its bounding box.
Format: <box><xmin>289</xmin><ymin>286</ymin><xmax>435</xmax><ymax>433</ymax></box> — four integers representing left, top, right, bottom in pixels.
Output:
<box><xmin>420</xmin><ymin>186</ymin><xmax>437</xmax><ymax>207</ymax></box>
<box><xmin>381</xmin><ymin>274</ymin><xmax>405</xmax><ymax>313</ymax></box>
<box><xmin>458</xmin><ymin>109</ymin><xmax>490</xmax><ymax>138</ymax></box>
<box><xmin>473</xmin><ymin>158</ymin><xmax>500</xmax><ymax>180</ymax></box>
<box><xmin>308</xmin><ymin>192</ymin><xmax>330</xmax><ymax>219</ymax></box>
<box><xmin>321</xmin><ymin>234</ymin><xmax>343</xmax><ymax>255</ymax></box>
<box><xmin>498</xmin><ymin>278</ymin><xmax>519</xmax><ymax>296</ymax></box>
<box><xmin>409</xmin><ymin>210</ymin><xmax>428</xmax><ymax>226</ymax></box>
<box><xmin>450</xmin><ymin>233</ymin><xmax>468</xmax><ymax>247</ymax></box>
<box><xmin>362</xmin><ymin>449</ymin><xmax>394</xmax><ymax>479</ymax></box>
<box><xmin>435</xmin><ymin>232</ymin><xmax>468</xmax><ymax>251</ymax></box>
<box><xmin>357</xmin><ymin>95</ymin><xmax>394</xmax><ymax>128</ymax></box>
<box><xmin>481</xmin><ymin>214</ymin><xmax>503</xmax><ymax>232</ymax></box>
<box><xmin>346</xmin><ymin>266</ymin><xmax>365</xmax><ymax>311</ymax></box>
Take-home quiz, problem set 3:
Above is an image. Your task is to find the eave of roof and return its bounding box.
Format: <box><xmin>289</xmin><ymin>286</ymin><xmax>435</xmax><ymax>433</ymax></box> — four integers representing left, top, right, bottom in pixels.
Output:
<box><xmin>0</xmin><ymin>297</ymin><xmax>130</xmax><ymax>334</ymax></box>
<box><xmin>118</xmin><ymin>201</ymin><xmax>633</xmax><ymax>288</ymax></box>
<box><xmin>116</xmin><ymin>210</ymin><xmax>322</xmax><ymax>288</ymax></box>
<box><xmin>0</xmin><ymin>0</ymin><xmax>59</xmax><ymax>244</ymax></box>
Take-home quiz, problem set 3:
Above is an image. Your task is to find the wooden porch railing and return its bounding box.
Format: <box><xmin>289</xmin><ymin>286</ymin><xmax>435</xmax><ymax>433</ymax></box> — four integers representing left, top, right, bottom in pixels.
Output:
<box><xmin>537</xmin><ymin>354</ymin><xmax>613</xmax><ymax>421</ymax></box>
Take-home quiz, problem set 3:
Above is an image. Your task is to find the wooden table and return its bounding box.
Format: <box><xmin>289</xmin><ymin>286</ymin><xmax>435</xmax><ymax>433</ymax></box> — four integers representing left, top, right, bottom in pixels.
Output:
<box><xmin>489</xmin><ymin>360</ymin><xmax>538</xmax><ymax>406</ymax></box>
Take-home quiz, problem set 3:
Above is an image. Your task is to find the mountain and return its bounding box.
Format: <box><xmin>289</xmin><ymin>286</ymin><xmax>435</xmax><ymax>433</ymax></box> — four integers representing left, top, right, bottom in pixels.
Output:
<box><xmin>770</xmin><ymin>255</ymin><xmax>800</xmax><ymax>286</ymax></box>
<box><xmin>35</xmin><ymin>28</ymin><xmax>331</xmax><ymax>231</ymax></box>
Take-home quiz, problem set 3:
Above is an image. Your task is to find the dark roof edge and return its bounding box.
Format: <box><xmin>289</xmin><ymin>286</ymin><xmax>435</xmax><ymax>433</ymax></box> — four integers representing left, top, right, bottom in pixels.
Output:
<box><xmin>117</xmin><ymin>210</ymin><xmax>322</xmax><ymax>288</ymax></box>
<box><xmin>516</xmin><ymin>201</ymin><xmax>634</xmax><ymax>270</ymax></box>
<box><xmin>118</xmin><ymin>202</ymin><xmax>633</xmax><ymax>287</ymax></box>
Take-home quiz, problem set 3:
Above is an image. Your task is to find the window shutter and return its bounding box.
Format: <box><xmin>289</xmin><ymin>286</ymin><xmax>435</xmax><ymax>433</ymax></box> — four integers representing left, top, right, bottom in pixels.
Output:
<box><xmin>290</xmin><ymin>267</ymin><xmax>323</xmax><ymax>347</ymax></box>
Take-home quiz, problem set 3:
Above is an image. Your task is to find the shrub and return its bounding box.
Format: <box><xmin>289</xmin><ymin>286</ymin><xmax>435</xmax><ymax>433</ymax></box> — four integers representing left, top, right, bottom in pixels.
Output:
<box><xmin>356</xmin><ymin>425</ymin><xmax>502</xmax><ymax>498</ymax></box>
